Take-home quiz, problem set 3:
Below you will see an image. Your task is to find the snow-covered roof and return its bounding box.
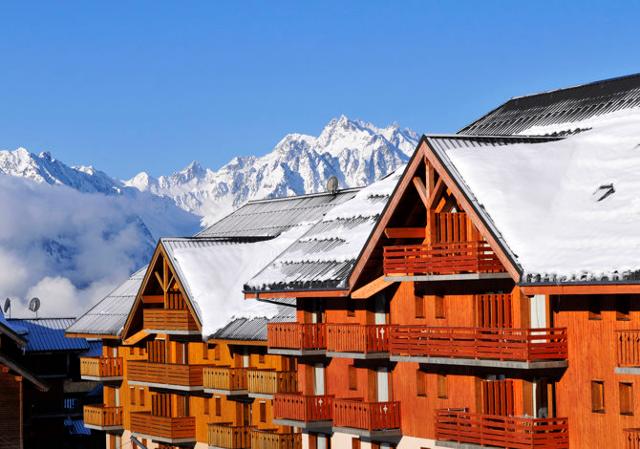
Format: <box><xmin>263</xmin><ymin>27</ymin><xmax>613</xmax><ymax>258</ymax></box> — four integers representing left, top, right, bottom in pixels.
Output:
<box><xmin>434</xmin><ymin>108</ymin><xmax>640</xmax><ymax>283</ymax></box>
<box><xmin>212</xmin><ymin>307</ymin><xmax>295</xmax><ymax>341</ymax></box>
<box><xmin>66</xmin><ymin>266</ymin><xmax>147</xmax><ymax>337</ymax></box>
<box><xmin>163</xmin><ymin>224</ymin><xmax>313</xmax><ymax>338</ymax></box>
<box><xmin>196</xmin><ymin>189</ymin><xmax>359</xmax><ymax>239</ymax></box>
<box><xmin>461</xmin><ymin>72</ymin><xmax>640</xmax><ymax>136</ymax></box>
<box><xmin>245</xmin><ymin>170</ymin><xmax>402</xmax><ymax>292</ymax></box>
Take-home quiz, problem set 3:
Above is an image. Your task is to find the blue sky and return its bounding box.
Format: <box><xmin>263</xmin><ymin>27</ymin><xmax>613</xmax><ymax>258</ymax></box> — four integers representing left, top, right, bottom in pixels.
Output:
<box><xmin>0</xmin><ymin>1</ymin><xmax>639</xmax><ymax>178</ymax></box>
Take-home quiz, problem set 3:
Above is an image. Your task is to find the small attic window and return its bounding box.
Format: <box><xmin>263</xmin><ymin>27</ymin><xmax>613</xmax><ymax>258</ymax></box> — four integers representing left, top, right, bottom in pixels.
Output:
<box><xmin>594</xmin><ymin>183</ymin><xmax>615</xmax><ymax>202</ymax></box>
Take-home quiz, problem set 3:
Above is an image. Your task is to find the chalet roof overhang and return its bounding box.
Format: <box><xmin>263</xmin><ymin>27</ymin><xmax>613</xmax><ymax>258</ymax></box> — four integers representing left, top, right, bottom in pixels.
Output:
<box><xmin>0</xmin><ymin>321</ymin><xmax>27</xmax><ymax>348</ymax></box>
<box><xmin>347</xmin><ymin>135</ymin><xmax>528</xmax><ymax>290</ymax></box>
<box><xmin>244</xmin><ymin>289</ymin><xmax>350</xmax><ymax>300</ymax></box>
<box><xmin>121</xmin><ymin>242</ymin><xmax>203</xmax><ymax>341</ymax></box>
<box><xmin>0</xmin><ymin>354</ymin><xmax>48</xmax><ymax>391</ymax></box>
<box><xmin>520</xmin><ymin>282</ymin><xmax>640</xmax><ymax>296</ymax></box>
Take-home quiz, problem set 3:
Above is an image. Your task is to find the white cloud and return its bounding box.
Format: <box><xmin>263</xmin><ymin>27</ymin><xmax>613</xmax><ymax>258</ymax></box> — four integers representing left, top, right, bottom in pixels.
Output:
<box><xmin>0</xmin><ymin>176</ymin><xmax>199</xmax><ymax>318</ymax></box>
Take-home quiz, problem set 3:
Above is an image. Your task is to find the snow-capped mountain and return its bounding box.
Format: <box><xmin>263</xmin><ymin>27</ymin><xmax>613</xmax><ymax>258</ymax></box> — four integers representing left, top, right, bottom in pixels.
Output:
<box><xmin>125</xmin><ymin>116</ymin><xmax>419</xmax><ymax>224</ymax></box>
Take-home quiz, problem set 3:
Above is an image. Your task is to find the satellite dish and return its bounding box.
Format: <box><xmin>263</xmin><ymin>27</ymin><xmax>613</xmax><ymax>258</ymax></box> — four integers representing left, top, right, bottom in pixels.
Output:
<box><xmin>28</xmin><ymin>297</ymin><xmax>40</xmax><ymax>317</ymax></box>
<box><xmin>3</xmin><ymin>298</ymin><xmax>10</xmax><ymax>314</ymax></box>
<box><xmin>326</xmin><ymin>176</ymin><xmax>339</xmax><ymax>195</ymax></box>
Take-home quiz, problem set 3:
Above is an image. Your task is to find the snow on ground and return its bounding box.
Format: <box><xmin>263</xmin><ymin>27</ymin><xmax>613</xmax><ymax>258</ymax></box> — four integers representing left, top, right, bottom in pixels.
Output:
<box><xmin>443</xmin><ymin>109</ymin><xmax>640</xmax><ymax>282</ymax></box>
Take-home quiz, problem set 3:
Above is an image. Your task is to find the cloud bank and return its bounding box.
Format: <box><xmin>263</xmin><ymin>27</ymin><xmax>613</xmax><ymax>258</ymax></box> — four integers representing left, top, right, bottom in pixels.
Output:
<box><xmin>0</xmin><ymin>175</ymin><xmax>199</xmax><ymax>318</ymax></box>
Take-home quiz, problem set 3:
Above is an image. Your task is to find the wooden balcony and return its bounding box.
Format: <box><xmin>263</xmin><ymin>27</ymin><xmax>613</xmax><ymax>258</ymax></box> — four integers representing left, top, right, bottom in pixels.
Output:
<box><xmin>333</xmin><ymin>399</ymin><xmax>401</xmax><ymax>439</ymax></box>
<box><xmin>203</xmin><ymin>367</ymin><xmax>248</xmax><ymax>396</ymax></box>
<box><xmin>250</xmin><ymin>429</ymin><xmax>302</xmax><ymax>449</ymax></box>
<box><xmin>130</xmin><ymin>412</ymin><xmax>196</xmax><ymax>444</ymax></box>
<box><xmin>247</xmin><ymin>369</ymin><xmax>297</xmax><ymax>399</ymax></box>
<box><xmin>143</xmin><ymin>308</ymin><xmax>199</xmax><ymax>334</ymax></box>
<box><xmin>208</xmin><ymin>423</ymin><xmax>251</xmax><ymax>449</ymax></box>
<box><xmin>83</xmin><ymin>405</ymin><xmax>123</xmax><ymax>431</ymax></box>
<box><xmin>80</xmin><ymin>356</ymin><xmax>123</xmax><ymax>381</ymax></box>
<box><xmin>383</xmin><ymin>241</ymin><xmax>507</xmax><ymax>280</ymax></box>
<box><xmin>616</xmin><ymin>330</ymin><xmax>640</xmax><ymax>374</ymax></box>
<box><xmin>625</xmin><ymin>429</ymin><xmax>640</xmax><ymax>449</ymax></box>
<box><xmin>267</xmin><ymin>323</ymin><xmax>326</xmax><ymax>356</ymax></box>
<box><xmin>390</xmin><ymin>326</ymin><xmax>568</xmax><ymax>369</ymax></box>
<box><xmin>273</xmin><ymin>393</ymin><xmax>334</xmax><ymax>431</ymax></box>
<box><xmin>128</xmin><ymin>360</ymin><xmax>206</xmax><ymax>391</ymax></box>
<box><xmin>435</xmin><ymin>409</ymin><xmax>569</xmax><ymax>449</ymax></box>
<box><xmin>326</xmin><ymin>324</ymin><xmax>390</xmax><ymax>359</ymax></box>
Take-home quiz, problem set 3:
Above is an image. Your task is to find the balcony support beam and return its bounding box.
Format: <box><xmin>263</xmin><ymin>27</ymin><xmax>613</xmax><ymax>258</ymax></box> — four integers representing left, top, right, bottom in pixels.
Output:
<box><xmin>390</xmin><ymin>355</ymin><xmax>567</xmax><ymax>370</ymax></box>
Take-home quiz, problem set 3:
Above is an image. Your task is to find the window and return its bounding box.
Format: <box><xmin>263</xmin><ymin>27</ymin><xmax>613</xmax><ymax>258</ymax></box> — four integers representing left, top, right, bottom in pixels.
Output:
<box><xmin>138</xmin><ymin>388</ymin><xmax>145</xmax><ymax>407</ymax></box>
<box><xmin>617</xmin><ymin>297</ymin><xmax>631</xmax><ymax>321</ymax></box>
<box><xmin>415</xmin><ymin>295</ymin><xmax>425</xmax><ymax>319</ymax></box>
<box><xmin>214</xmin><ymin>345</ymin><xmax>221</xmax><ymax>360</ymax></box>
<box><xmin>204</xmin><ymin>397</ymin><xmax>210</xmax><ymax>415</ymax></box>
<box><xmin>348</xmin><ymin>365</ymin><xmax>357</xmax><ymax>391</ymax></box>
<box><xmin>416</xmin><ymin>369</ymin><xmax>427</xmax><ymax>397</ymax></box>
<box><xmin>259</xmin><ymin>401</ymin><xmax>267</xmax><ymax>423</ymax></box>
<box><xmin>620</xmin><ymin>382</ymin><xmax>634</xmax><ymax>415</ymax></box>
<box><xmin>215</xmin><ymin>397</ymin><xmax>222</xmax><ymax>416</ymax></box>
<box><xmin>258</xmin><ymin>353</ymin><xmax>265</xmax><ymax>364</ymax></box>
<box><xmin>202</xmin><ymin>343</ymin><xmax>209</xmax><ymax>360</ymax></box>
<box><xmin>589</xmin><ymin>297</ymin><xmax>602</xmax><ymax>320</ymax></box>
<box><xmin>591</xmin><ymin>380</ymin><xmax>605</xmax><ymax>413</ymax></box>
<box><xmin>129</xmin><ymin>386</ymin><xmax>136</xmax><ymax>405</ymax></box>
<box><xmin>437</xmin><ymin>374</ymin><xmax>448</xmax><ymax>399</ymax></box>
<box><xmin>435</xmin><ymin>295</ymin><xmax>445</xmax><ymax>319</ymax></box>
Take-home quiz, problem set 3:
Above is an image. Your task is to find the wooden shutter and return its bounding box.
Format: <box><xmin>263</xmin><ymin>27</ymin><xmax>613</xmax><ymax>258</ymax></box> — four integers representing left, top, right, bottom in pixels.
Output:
<box><xmin>620</xmin><ymin>382</ymin><xmax>634</xmax><ymax>415</ymax></box>
<box><xmin>415</xmin><ymin>295</ymin><xmax>425</xmax><ymax>319</ymax></box>
<box><xmin>416</xmin><ymin>369</ymin><xmax>427</xmax><ymax>397</ymax></box>
<box><xmin>476</xmin><ymin>294</ymin><xmax>512</xmax><ymax>328</ymax></box>
<box><xmin>482</xmin><ymin>379</ymin><xmax>514</xmax><ymax>416</ymax></box>
<box><xmin>437</xmin><ymin>374</ymin><xmax>448</xmax><ymax>399</ymax></box>
<box><xmin>259</xmin><ymin>401</ymin><xmax>267</xmax><ymax>422</ymax></box>
<box><xmin>435</xmin><ymin>295</ymin><xmax>445</xmax><ymax>319</ymax></box>
<box><xmin>591</xmin><ymin>380</ymin><xmax>605</xmax><ymax>412</ymax></box>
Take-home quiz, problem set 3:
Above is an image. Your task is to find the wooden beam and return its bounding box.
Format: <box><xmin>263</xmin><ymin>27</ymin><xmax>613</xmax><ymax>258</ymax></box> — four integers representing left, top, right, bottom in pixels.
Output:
<box><xmin>412</xmin><ymin>176</ymin><xmax>429</xmax><ymax>208</ymax></box>
<box><xmin>351</xmin><ymin>276</ymin><xmax>395</xmax><ymax>299</ymax></box>
<box><xmin>384</xmin><ymin>227</ymin><xmax>426</xmax><ymax>239</ymax></box>
<box><xmin>153</xmin><ymin>271</ymin><xmax>165</xmax><ymax>291</ymax></box>
<box><xmin>426</xmin><ymin>178</ymin><xmax>445</xmax><ymax>210</ymax></box>
<box><xmin>142</xmin><ymin>295</ymin><xmax>164</xmax><ymax>304</ymax></box>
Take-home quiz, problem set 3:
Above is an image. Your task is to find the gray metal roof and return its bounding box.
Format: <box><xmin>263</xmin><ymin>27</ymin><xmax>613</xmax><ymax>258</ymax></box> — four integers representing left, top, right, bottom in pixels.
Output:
<box><xmin>246</xmin><ymin>172</ymin><xmax>401</xmax><ymax>293</ymax></box>
<box><xmin>461</xmin><ymin>72</ymin><xmax>640</xmax><ymax>136</ymax></box>
<box><xmin>8</xmin><ymin>318</ymin><xmax>90</xmax><ymax>352</ymax></box>
<box><xmin>66</xmin><ymin>266</ymin><xmax>147</xmax><ymax>337</ymax></box>
<box><xmin>211</xmin><ymin>307</ymin><xmax>295</xmax><ymax>341</ymax></box>
<box><xmin>196</xmin><ymin>189</ymin><xmax>359</xmax><ymax>238</ymax></box>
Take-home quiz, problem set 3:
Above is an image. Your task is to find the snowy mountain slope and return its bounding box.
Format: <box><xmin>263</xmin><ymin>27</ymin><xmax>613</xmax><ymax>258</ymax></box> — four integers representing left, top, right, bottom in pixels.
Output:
<box><xmin>125</xmin><ymin>116</ymin><xmax>419</xmax><ymax>224</ymax></box>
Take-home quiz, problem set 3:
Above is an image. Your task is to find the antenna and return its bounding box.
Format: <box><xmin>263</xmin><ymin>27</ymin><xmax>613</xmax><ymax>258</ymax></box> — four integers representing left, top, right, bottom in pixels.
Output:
<box><xmin>3</xmin><ymin>298</ymin><xmax>10</xmax><ymax>318</ymax></box>
<box><xmin>28</xmin><ymin>297</ymin><xmax>40</xmax><ymax>318</ymax></box>
<box><xmin>326</xmin><ymin>176</ymin><xmax>339</xmax><ymax>195</ymax></box>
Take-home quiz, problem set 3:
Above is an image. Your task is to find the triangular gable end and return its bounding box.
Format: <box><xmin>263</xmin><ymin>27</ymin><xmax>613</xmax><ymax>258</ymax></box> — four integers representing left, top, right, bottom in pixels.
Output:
<box><xmin>122</xmin><ymin>242</ymin><xmax>202</xmax><ymax>340</ymax></box>
<box><xmin>348</xmin><ymin>136</ymin><xmax>521</xmax><ymax>291</ymax></box>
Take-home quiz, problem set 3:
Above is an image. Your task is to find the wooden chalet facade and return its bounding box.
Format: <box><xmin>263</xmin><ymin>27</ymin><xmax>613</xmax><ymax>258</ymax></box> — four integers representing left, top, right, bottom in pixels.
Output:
<box><xmin>243</xmin><ymin>73</ymin><xmax>640</xmax><ymax>449</ymax></box>
<box><xmin>67</xmin><ymin>191</ymin><xmax>362</xmax><ymax>449</ymax></box>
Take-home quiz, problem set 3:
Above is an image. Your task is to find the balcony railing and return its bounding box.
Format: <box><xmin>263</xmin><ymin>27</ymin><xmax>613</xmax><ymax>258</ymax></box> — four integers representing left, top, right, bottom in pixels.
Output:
<box><xmin>247</xmin><ymin>369</ymin><xmax>297</xmax><ymax>396</ymax></box>
<box><xmin>274</xmin><ymin>394</ymin><xmax>334</xmax><ymax>423</ymax></box>
<box><xmin>208</xmin><ymin>423</ymin><xmax>251</xmax><ymax>449</ymax></box>
<box><xmin>333</xmin><ymin>399</ymin><xmax>401</xmax><ymax>432</ymax></box>
<box><xmin>435</xmin><ymin>409</ymin><xmax>569</xmax><ymax>449</ymax></box>
<box><xmin>143</xmin><ymin>309</ymin><xmax>198</xmax><ymax>332</ymax></box>
<box><xmin>83</xmin><ymin>405</ymin><xmax>123</xmax><ymax>429</ymax></box>
<box><xmin>130</xmin><ymin>412</ymin><xmax>196</xmax><ymax>442</ymax></box>
<box><xmin>128</xmin><ymin>361</ymin><xmax>206</xmax><ymax>388</ymax></box>
<box><xmin>617</xmin><ymin>330</ymin><xmax>640</xmax><ymax>367</ymax></box>
<box><xmin>80</xmin><ymin>356</ymin><xmax>123</xmax><ymax>380</ymax></box>
<box><xmin>267</xmin><ymin>323</ymin><xmax>326</xmax><ymax>352</ymax></box>
<box><xmin>625</xmin><ymin>429</ymin><xmax>640</xmax><ymax>449</ymax></box>
<box><xmin>383</xmin><ymin>241</ymin><xmax>504</xmax><ymax>276</ymax></box>
<box><xmin>250</xmin><ymin>430</ymin><xmax>302</xmax><ymax>449</ymax></box>
<box><xmin>390</xmin><ymin>326</ymin><xmax>568</xmax><ymax>362</ymax></box>
<box><xmin>203</xmin><ymin>367</ymin><xmax>247</xmax><ymax>393</ymax></box>
<box><xmin>326</xmin><ymin>324</ymin><xmax>390</xmax><ymax>355</ymax></box>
